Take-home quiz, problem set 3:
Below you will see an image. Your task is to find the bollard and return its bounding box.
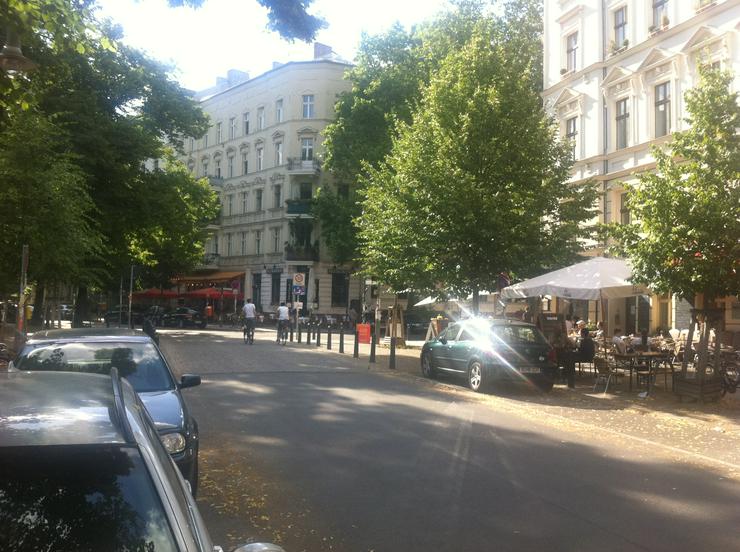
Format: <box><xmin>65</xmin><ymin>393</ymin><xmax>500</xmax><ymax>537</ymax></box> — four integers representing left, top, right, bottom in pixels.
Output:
<box><xmin>369</xmin><ymin>333</ymin><xmax>376</xmax><ymax>364</ymax></box>
<box><xmin>306</xmin><ymin>324</ymin><xmax>311</xmax><ymax>345</ymax></box>
<box><xmin>316</xmin><ymin>325</ymin><xmax>321</xmax><ymax>347</ymax></box>
<box><xmin>353</xmin><ymin>331</ymin><xmax>359</xmax><ymax>358</ymax></box>
<box><xmin>327</xmin><ymin>327</ymin><xmax>332</xmax><ymax>350</ymax></box>
<box><xmin>290</xmin><ymin>323</ymin><xmax>294</xmax><ymax>342</ymax></box>
<box><xmin>389</xmin><ymin>337</ymin><xmax>396</xmax><ymax>370</ymax></box>
<box><xmin>339</xmin><ymin>326</ymin><xmax>344</xmax><ymax>353</ymax></box>
<box><xmin>297</xmin><ymin>323</ymin><xmax>302</xmax><ymax>343</ymax></box>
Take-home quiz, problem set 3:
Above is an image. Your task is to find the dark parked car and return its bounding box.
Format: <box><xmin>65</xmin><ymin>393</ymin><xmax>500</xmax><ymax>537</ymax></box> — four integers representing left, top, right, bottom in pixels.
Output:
<box><xmin>162</xmin><ymin>307</ymin><xmax>207</xmax><ymax>329</ymax></box>
<box><xmin>421</xmin><ymin>318</ymin><xmax>558</xmax><ymax>392</ymax></box>
<box><xmin>0</xmin><ymin>370</ymin><xmax>284</xmax><ymax>552</ymax></box>
<box><xmin>104</xmin><ymin>304</ymin><xmax>146</xmax><ymax>327</ymax></box>
<box><xmin>11</xmin><ymin>328</ymin><xmax>201</xmax><ymax>493</ymax></box>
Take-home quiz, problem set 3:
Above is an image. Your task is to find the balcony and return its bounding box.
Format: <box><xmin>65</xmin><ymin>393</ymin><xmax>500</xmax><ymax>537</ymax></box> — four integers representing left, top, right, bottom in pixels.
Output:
<box><xmin>208</xmin><ymin>176</ymin><xmax>224</xmax><ymax>187</ymax></box>
<box><xmin>285</xmin><ymin>198</ymin><xmax>314</xmax><ymax>218</ymax></box>
<box><xmin>286</xmin><ymin>157</ymin><xmax>320</xmax><ymax>174</ymax></box>
<box><xmin>285</xmin><ymin>243</ymin><xmax>318</xmax><ymax>262</ymax></box>
<box><xmin>206</xmin><ymin>214</ymin><xmax>221</xmax><ymax>231</ymax></box>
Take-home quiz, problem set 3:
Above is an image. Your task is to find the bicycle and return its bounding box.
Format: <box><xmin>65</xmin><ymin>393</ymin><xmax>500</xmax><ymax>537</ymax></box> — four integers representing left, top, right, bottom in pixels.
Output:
<box><xmin>277</xmin><ymin>320</ymin><xmax>288</xmax><ymax>346</ymax></box>
<box><xmin>718</xmin><ymin>355</ymin><xmax>739</xmax><ymax>397</ymax></box>
<box><xmin>243</xmin><ymin>318</ymin><xmax>255</xmax><ymax>345</ymax></box>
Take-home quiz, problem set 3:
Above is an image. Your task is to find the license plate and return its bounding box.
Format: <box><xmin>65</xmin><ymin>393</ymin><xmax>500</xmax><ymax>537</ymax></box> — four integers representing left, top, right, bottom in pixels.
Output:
<box><xmin>518</xmin><ymin>367</ymin><xmax>542</xmax><ymax>374</ymax></box>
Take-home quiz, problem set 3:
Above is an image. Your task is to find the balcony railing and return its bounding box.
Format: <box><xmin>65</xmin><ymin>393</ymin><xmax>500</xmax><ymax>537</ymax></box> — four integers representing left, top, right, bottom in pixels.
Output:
<box><xmin>286</xmin><ymin>157</ymin><xmax>321</xmax><ymax>173</ymax></box>
<box><xmin>285</xmin><ymin>198</ymin><xmax>313</xmax><ymax>217</ymax></box>
<box><xmin>285</xmin><ymin>243</ymin><xmax>318</xmax><ymax>261</ymax></box>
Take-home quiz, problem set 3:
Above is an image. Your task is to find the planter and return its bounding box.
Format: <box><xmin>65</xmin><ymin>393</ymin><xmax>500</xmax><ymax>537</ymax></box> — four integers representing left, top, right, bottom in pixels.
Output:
<box><xmin>674</xmin><ymin>376</ymin><xmax>722</xmax><ymax>403</ymax></box>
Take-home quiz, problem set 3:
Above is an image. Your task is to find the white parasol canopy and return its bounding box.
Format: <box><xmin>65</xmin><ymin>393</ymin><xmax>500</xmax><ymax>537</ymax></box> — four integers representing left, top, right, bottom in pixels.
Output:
<box><xmin>500</xmin><ymin>257</ymin><xmax>648</xmax><ymax>301</ymax></box>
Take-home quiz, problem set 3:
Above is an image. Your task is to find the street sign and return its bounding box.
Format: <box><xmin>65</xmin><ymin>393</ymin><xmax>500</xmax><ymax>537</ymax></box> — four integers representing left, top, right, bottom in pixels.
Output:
<box><xmin>293</xmin><ymin>285</ymin><xmax>305</xmax><ymax>296</ymax></box>
<box><xmin>292</xmin><ymin>273</ymin><xmax>305</xmax><ymax>286</ymax></box>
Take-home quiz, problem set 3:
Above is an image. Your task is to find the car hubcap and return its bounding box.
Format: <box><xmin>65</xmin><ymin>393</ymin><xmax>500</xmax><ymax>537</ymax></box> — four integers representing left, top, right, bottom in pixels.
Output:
<box><xmin>470</xmin><ymin>364</ymin><xmax>482</xmax><ymax>389</ymax></box>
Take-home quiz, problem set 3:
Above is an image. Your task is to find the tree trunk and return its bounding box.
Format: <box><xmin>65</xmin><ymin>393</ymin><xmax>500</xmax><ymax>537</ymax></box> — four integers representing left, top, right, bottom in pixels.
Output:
<box><xmin>471</xmin><ymin>286</ymin><xmax>480</xmax><ymax>315</ymax></box>
<box><xmin>680</xmin><ymin>309</ymin><xmax>697</xmax><ymax>378</ymax></box>
<box><xmin>73</xmin><ymin>286</ymin><xmax>89</xmax><ymax>328</ymax></box>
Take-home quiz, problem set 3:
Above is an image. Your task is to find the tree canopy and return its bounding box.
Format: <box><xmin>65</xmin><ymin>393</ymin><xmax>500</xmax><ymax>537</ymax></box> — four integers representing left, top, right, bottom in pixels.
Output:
<box><xmin>357</xmin><ymin>14</ymin><xmax>597</xmax><ymax>309</ymax></box>
<box><xmin>608</xmin><ymin>67</ymin><xmax>740</xmax><ymax>304</ymax></box>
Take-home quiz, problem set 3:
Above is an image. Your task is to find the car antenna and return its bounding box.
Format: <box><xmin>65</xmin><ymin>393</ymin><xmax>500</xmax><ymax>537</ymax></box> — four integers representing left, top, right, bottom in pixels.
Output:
<box><xmin>110</xmin><ymin>367</ymin><xmax>136</xmax><ymax>444</ymax></box>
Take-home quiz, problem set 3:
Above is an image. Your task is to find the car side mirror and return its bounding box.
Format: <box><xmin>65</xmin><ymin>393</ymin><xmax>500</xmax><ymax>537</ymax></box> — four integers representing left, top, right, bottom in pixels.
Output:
<box><xmin>179</xmin><ymin>374</ymin><xmax>201</xmax><ymax>389</ymax></box>
<box><xmin>439</xmin><ymin>336</ymin><xmax>447</xmax><ymax>344</ymax></box>
<box><xmin>232</xmin><ymin>544</ymin><xmax>287</xmax><ymax>552</ymax></box>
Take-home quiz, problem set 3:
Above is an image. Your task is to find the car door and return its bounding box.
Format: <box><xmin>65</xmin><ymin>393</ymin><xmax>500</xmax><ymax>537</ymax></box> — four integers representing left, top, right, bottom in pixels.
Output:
<box><xmin>432</xmin><ymin>323</ymin><xmax>460</xmax><ymax>371</ymax></box>
<box><xmin>449</xmin><ymin>326</ymin><xmax>475</xmax><ymax>372</ymax></box>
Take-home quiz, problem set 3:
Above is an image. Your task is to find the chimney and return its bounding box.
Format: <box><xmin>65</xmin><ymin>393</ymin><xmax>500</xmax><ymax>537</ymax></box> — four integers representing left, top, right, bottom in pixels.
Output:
<box><xmin>313</xmin><ymin>42</ymin><xmax>332</xmax><ymax>60</ymax></box>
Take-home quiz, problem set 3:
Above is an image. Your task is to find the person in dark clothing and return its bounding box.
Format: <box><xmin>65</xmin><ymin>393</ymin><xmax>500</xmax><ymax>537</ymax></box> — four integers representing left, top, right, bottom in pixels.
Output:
<box><xmin>552</xmin><ymin>328</ymin><xmax>576</xmax><ymax>389</ymax></box>
<box><xmin>143</xmin><ymin>316</ymin><xmax>159</xmax><ymax>345</ymax></box>
<box><xmin>575</xmin><ymin>328</ymin><xmax>595</xmax><ymax>364</ymax></box>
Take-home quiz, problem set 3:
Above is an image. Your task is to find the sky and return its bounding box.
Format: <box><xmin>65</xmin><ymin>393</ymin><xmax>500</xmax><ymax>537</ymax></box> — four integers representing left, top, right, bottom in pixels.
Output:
<box><xmin>94</xmin><ymin>0</ymin><xmax>453</xmax><ymax>91</ymax></box>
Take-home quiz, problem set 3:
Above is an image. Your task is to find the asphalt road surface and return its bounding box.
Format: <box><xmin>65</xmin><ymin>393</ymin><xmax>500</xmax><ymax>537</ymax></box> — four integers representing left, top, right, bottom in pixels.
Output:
<box><xmin>159</xmin><ymin>328</ymin><xmax>740</xmax><ymax>552</ymax></box>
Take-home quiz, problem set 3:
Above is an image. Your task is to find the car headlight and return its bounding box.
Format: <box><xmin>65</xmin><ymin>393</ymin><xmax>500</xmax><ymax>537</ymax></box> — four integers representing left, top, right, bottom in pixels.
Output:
<box><xmin>160</xmin><ymin>432</ymin><xmax>187</xmax><ymax>454</ymax></box>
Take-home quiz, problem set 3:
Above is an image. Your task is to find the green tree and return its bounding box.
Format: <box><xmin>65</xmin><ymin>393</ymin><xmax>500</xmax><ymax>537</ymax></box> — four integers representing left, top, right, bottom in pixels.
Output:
<box><xmin>608</xmin><ymin>67</ymin><xmax>740</xmax><ymax>381</ymax></box>
<box><xmin>358</xmin><ymin>20</ymin><xmax>597</xmax><ymax>311</ymax></box>
<box><xmin>318</xmin><ymin>0</ymin><xmax>540</xmax><ymax>266</ymax></box>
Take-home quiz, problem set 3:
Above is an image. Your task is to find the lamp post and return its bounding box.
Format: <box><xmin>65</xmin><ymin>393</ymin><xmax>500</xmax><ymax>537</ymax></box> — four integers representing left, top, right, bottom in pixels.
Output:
<box><xmin>0</xmin><ymin>29</ymin><xmax>37</xmax><ymax>74</ymax></box>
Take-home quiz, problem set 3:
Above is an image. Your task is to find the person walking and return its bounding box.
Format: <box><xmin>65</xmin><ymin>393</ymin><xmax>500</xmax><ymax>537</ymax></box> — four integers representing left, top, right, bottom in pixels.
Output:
<box><xmin>276</xmin><ymin>302</ymin><xmax>290</xmax><ymax>343</ymax></box>
<box><xmin>242</xmin><ymin>298</ymin><xmax>256</xmax><ymax>344</ymax></box>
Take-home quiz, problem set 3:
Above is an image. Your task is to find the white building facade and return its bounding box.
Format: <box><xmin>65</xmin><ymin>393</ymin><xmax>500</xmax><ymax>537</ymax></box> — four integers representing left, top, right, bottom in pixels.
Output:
<box><xmin>183</xmin><ymin>57</ymin><xmax>358</xmax><ymax>317</ymax></box>
<box><xmin>543</xmin><ymin>0</ymin><xmax>740</xmax><ymax>333</ymax></box>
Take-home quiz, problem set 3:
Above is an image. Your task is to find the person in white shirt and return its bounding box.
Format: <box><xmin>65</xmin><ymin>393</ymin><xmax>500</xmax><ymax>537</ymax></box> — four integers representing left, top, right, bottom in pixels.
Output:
<box><xmin>276</xmin><ymin>302</ymin><xmax>290</xmax><ymax>342</ymax></box>
<box><xmin>242</xmin><ymin>298</ymin><xmax>256</xmax><ymax>343</ymax></box>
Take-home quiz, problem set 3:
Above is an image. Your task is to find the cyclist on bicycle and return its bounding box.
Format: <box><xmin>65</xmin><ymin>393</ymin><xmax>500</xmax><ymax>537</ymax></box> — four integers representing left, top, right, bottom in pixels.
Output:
<box><xmin>242</xmin><ymin>298</ymin><xmax>256</xmax><ymax>343</ymax></box>
<box><xmin>276</xmin><ymin>302</ymin><xmax>290</xmax><ymax>343</ymax></box>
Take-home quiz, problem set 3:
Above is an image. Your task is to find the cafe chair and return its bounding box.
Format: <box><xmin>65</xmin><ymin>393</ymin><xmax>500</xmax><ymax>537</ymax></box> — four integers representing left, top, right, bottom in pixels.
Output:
<box><xmin>593</xmin><ymin>356</ymin><xmax>621</xmax><ymax>394</ymax></box>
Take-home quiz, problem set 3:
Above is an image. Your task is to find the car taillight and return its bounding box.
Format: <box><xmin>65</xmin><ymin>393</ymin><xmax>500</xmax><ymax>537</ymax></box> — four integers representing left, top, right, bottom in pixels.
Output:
<box><xmin>547</xmin><ymin>348</ymin><xmax>557</xmax><ymax>363</ymax></box>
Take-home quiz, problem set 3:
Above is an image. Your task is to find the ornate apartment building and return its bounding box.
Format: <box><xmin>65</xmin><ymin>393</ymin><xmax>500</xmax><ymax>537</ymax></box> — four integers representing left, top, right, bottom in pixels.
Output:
<box><xmin>543</xmin><ymin>0</ymin><xmax>739</xmax><ymax>332</ymax></box>
<box><xmin>182</xmin><ymin>52</ymin><xmax>357</xmax><ymax>317</ymax></box>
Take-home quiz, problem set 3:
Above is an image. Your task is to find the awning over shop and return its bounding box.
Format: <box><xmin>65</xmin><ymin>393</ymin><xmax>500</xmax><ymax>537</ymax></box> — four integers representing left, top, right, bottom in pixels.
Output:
<box><xmin>175</xmin><ymin>271</ymin><xmax>245</xmax><ymax>284</ymax></box>
<box><xmin>500</xmin><ymin>257</ymin><xmax>648</xmax><ymax>301</ymax></box>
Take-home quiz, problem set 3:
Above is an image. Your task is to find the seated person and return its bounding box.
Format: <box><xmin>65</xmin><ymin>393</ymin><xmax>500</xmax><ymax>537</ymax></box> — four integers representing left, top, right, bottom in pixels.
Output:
<box><xmin>574</xmin><ymin>328</ymin><xmax>595</xmax><ymax>363</ymax></box>
<box><xmin>595</xmin><ymin>321</ymin><xmax>605</xmax><ymax>338</ymax></box>
<box><xmin>611</xmin><ymin>329</ymin><xmax>628</xmax><ymax>355</ymax></box>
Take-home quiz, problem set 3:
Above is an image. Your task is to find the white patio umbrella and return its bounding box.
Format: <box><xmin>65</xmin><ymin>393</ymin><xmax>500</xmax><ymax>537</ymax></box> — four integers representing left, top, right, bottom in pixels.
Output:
<box><xmin>499</xmin><ymin>257</ymin><xmax>648</xmax><ymax>300</ymax></box>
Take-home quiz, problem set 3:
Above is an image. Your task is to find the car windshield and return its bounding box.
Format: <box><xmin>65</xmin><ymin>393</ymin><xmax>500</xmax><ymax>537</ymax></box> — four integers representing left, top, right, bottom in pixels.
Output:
<box><xmin>15</xmin><ymin>341</ymin><xmax>175</xmax><ymax>393</ymax></box>
<box><xmin>0</xmin><ymin>444</ymin><xmax>177</xmax><ymax>551</ymax></box>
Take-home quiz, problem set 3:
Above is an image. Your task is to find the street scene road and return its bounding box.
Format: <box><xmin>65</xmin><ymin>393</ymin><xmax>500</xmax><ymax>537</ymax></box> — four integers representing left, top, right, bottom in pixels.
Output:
<box><xmin>159</xmin><ymin>328</ymin><xmax>740</xmax><ymax>552</ymax></box>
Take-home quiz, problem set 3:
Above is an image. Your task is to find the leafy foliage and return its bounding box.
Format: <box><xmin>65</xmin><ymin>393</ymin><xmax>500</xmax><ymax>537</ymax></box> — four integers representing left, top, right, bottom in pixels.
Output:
<box><xmin>607</xmin><ymin>67</ymin><xmax>740</xmax><ymax>303</ymax></box>
<box><xmin>358</xmin><ymin>18</ymin><xmax>597</xmax><ymax>302</ymax></box>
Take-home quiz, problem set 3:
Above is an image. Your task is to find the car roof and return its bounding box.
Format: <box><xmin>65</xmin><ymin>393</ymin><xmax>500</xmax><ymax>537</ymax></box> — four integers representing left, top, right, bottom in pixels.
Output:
<box><xmin>26</xmin><ymin>327</ymin><xmax>151</xmax><ymax>344</ymax></box>
<box><xmin>0</xmin><ymin>371</ymin><xmax>136</xmax><ymax>447</ymax></box>
<box><xmin>456</xmin><ymin>318</ymin><xmax>538</xmax><ymax>328</ymax></box>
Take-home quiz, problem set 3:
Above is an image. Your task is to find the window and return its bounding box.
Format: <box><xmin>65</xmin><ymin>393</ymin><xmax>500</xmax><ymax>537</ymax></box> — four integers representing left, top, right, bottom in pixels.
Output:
<box><xmin>272</xmin><ymin>227</ymin><xmax>281</xmax><ymax>252</ymax></box>
<box><xmin>331</xmin><ymin>273</ymin><xmax>349</xmax><ymax>307</ymax></box>
<box><xmin>229</xmin><ymin>117</ymin><xmax>236</xmax><ymax>139</ymax></box>
<box><xmin>653</xmin><ymin>0</ymin><xmax>668</xmax><ymax>27</ymax></box>
<box><xmin>275</xmin><ymin>141</ymin><xmax>283</xmax><ymax>166</ymax></box>
<box><xmin>302</xmin><ymin>94</ymin><xmax>314</xmax><ymax>118</ymax></box>
<box><xmin>565</xmin><ymin>116</ymin><xmax>577</xmax><ymax>159</ymax></box>
<box><xmin>299</xmin><ymin>182</ymin><xmax>312</xmax><ymax>200</ymax></box>
<box><xmin>227</xmin><ymin>156</ymin><xmax>234</xmax><ymax>178</ymax></box>
<box><xmin>614</xmin><ymin>7</ymin><xmax>627</xmax><ymax>46</ymax></box>
<box><xmin>153</xmin><ymin>159</ymin><xmax>159</xmax><ymax>171</ymax></box>
<box><xmin>189</xmin><ymin>137</ymin><xmax>194</xmax><ymax>151</ymax></box>
<box><xmin>243</xmin><ymin>112</ymin><xmax>250</xmax><ymax>135</ymax></box>
<box><xmin>241</xmin><ymin>191</ymin><xmax>248</xmax><ymax>213</ymax></box>
<box><xmin>273</xmin><ymin>185</ymin><xmax>281</xmax><ymax>208</ymax></box>
<box><xmin>301</xmin><ymin>137</ymin><xmax>314</xmax><ymax>161</ymax></box>
<box><xmin>255</xmin><ymin>189</ymin><xmax>263</xmax><ymax>211</ymax></box>
<box><xmin>203</xmin><ymin>131</ymin><xmax>209</xmax><ymax>148</ymax></box>
<box><xmin>216</xmin><ymin>122</ymin><xmax>222</xmax><ymax>143</ymax></box>
<box><xmin>616</xmin><ymin>98</ymin><xmax>629</xmax><ymax>150</ymax></box>
<box><xmin>226</xmin><ymin>233</ymin><xmax>232</xmax><ymax>256</ymax></box>
<box><xmin>255</xmin><ymin>230</ymin><xmax>262</xmax><ymax>254</ymax></box>
<box><xmin>256</xmin><ymin>147</ymin><xmax>263</xmax><ymax>171</ymax></box>
<box><xmin>213</xmin><ymin>235</ymin><xmax>219</xmax><ymax>255</ymax></box>
<box><xmin>620</xmin><ymin>192</ymin><xmax>630</xmax><ymax>224</ymax></box>
<box><xmin>227</xmin><ymin>194</ymin><xmax>233</xmax><ymax>216</ymax></box>
<box><xmin>258</xmin><ymin>107</ymin><xmax>265</xmax><ymax>129</ymax></box>
<box><xmin>240</xmin><ymin>231</ymin><xmax>247</xmax><ymax>255</ymax></box>
<box><xmin>566</xmin><ymin>32</ymin><xmax>578</xmax><ymax>72</ymax></box>
<box><xmin>202</xmin><ymin>160</ymin><xmax>208</xmax><ymax>177</ymax></box>
<box><xmin>654</xmin><ymin>82</ymin><xmax>670</xmax><ymax>138</ymax></box>
<box><xmin>215</xmin><ymin>159</ymin><xmax>221</xmax><ymax>178</ymax></box>
<box><xmin>242</xmin><ymin>152</ymin><xmax>248</xmax><ymax>175</ymax></box>
<box><xmin>271</xmin><ymin>272</ymin><xmax>281</xmax><ymax>304</ymax></box>
<box><xmin>275</xmin><ymin>99</ymin><xmax>283</xmax><ymax>123</ymax></box>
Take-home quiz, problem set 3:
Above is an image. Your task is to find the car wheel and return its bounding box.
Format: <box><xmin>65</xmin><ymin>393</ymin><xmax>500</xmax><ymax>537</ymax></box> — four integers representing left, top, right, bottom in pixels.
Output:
<box><xmin>178</xmin><ymin>319</ymin><xmax>185</xmax><ymax>329</ymax></box>
<box><xmin>421</xmin><ymin>353</ymin><xmax>435</xmax><ymax>378</ymax></box>
<box><xmin>468</xmin><ymin>360</ymin><xmax>484</xmax><ymax>392</ymax></box>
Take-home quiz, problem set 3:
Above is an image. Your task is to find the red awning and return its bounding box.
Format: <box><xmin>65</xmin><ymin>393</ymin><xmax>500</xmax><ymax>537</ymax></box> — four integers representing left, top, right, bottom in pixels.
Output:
<box><xmin>185</xmin><ymin>287</ymin><xmax>238</xmax><ymax>299</ymax></box>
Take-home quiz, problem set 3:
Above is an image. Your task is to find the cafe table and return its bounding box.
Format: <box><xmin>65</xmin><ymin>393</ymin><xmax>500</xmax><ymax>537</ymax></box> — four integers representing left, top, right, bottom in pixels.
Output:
<box><xmin>612</xmin><ymin>351</ymin><xmax>673</xmax><ymax>394</ymax></box>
